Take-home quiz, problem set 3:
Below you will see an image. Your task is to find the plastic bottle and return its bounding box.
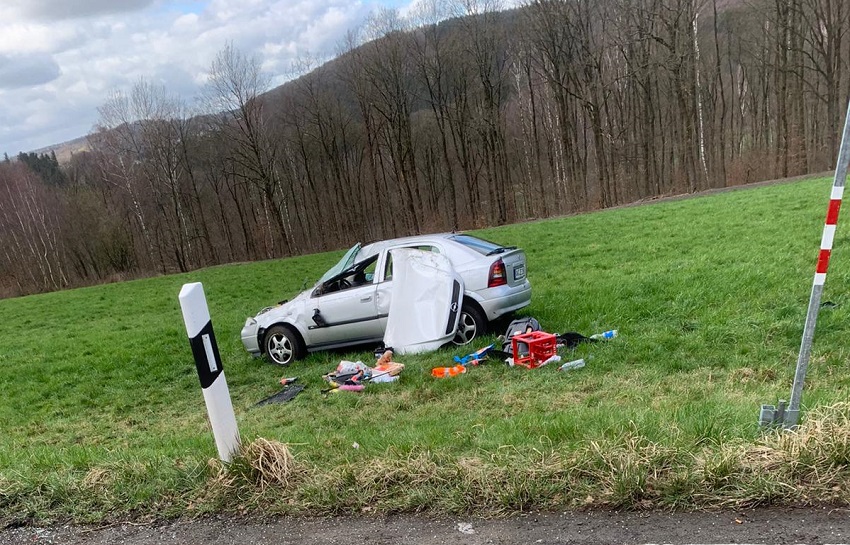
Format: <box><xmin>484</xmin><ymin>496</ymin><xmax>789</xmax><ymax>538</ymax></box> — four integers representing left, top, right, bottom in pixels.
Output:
<box><xmin>590</xmin><ymin>329</ymin><xmax>618</xmax><ymax>340</ymax></box>
<box><xmin>540</xmin><ymin>354</ymin><xmax>561</xmax><ymax>366</ymax></box>
<box><xmin>557</xmin><ymin>358</ymin><xmax>586</xmax><ymax>371</ymax></box>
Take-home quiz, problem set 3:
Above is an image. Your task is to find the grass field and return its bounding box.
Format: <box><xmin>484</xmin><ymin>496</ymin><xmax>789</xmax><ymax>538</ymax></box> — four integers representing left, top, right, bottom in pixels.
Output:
<box><xmin>3</xmin><ymin>176</ymin><xmax>850</xmax><ymax>524</ymax></box>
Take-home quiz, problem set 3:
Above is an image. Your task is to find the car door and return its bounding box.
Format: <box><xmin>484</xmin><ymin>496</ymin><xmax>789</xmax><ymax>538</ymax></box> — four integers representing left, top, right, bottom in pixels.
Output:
<box><xmin>305</xmin><ymin>254</ymin><xmax>381</xmax><ymax>348</ymax></box>
<box><xmin>308</xmin><ymin>280</ymin><xmax>380</xmax><ymax>348</ymax></box>
<box><xmin>375</xmin><ymin>251</ymin><xmax>393</xmax><ymax>331</ymax></box>
<box><xmin>373</xmin><ymin>244</ymin><xmax>444</xmax><ymax>334</ymax></box>
<box><xmin>382</xmin><ymin>248</ymin><xmax>464</xmax><ymax>355</ymax></box>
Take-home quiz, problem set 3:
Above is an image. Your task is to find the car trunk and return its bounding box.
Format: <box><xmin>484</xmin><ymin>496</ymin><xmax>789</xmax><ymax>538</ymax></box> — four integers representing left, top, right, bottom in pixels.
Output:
<box><xmin>498</xmin><ymin>249</ymin><xmax>527</xmax><ymax>287</ymax></box>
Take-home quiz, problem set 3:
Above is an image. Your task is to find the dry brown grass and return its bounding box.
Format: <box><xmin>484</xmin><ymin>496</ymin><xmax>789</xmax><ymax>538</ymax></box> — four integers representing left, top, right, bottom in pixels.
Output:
<box><xmin>140</xmin><ymin>405</ymin><xmax>850</xmax><ymax>518</ymax></box>
<box><xmin>215</xmin><ymin>438</ymin><xmax>303</xmax><ymax>491</ymax></box>
<box><xmin>80</xmin><ymin>467</ymin><xmax>112</xmax><ymax>492</ymax></box>
<box><xmin>687</xmin><ymin>403</ymin><xmax>850</xmax><ymax>508</ymax></box>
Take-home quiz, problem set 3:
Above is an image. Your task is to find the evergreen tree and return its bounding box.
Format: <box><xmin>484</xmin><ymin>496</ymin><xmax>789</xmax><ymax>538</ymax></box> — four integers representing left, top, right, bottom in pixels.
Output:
<box><xmin>17</xmin><ymin>151</ymin><xmax>67</xmax><ymax>186</ymax></box>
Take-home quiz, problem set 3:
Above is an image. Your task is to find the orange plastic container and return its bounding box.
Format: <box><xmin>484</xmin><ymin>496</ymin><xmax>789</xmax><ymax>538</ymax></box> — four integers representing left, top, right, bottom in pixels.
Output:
<box><xmin>511</xmin><ymin>331</ymin><xmax>557</xmax><ymax>369</ymax></box>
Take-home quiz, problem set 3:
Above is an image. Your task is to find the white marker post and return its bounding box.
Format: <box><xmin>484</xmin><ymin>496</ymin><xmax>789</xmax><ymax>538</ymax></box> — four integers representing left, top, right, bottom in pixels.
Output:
<box><xmin>178</xmin><ymin>282</ymin><xmax>241</xmax><ymax>462</ymax></box>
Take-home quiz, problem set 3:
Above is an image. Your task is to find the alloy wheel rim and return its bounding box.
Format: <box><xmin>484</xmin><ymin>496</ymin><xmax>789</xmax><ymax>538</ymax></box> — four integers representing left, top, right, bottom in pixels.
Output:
<box><xmin>269</xmin><ymin>334</ymin><xmax>293</xmax><ymax>364</ymax></box>
<box><xmin>453</xmin><ymin>313</ymin><xmax>476</xmax><ymax>345</ymax></box>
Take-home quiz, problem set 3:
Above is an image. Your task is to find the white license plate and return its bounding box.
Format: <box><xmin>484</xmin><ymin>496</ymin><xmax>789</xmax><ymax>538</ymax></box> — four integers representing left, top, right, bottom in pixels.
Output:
<box><xmin>514</xmin><ymin>264</ymin><xmax>526</xmax><ymax>280</ymax></box>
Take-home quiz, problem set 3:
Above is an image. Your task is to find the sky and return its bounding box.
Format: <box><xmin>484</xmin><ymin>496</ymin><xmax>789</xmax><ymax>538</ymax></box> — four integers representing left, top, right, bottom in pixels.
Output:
<box><xmin>0</xmin><ymin>0</ymin><xmax>421</xmax><ymax>155</ymax></box>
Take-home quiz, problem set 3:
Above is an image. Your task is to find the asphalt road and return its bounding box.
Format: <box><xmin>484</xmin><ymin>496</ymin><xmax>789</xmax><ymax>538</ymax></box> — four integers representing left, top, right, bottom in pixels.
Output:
<box><xmin>3</xmin><ymin>506</ymin><xmax>850</xmax><ymax>545</ymax></box>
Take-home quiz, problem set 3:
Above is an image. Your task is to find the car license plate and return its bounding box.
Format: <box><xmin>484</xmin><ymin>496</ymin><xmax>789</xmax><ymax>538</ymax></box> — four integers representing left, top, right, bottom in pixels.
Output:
<box><xmin>514</xmin><ymin>264</ymin><xmax>526</xmax><ymax>280</ymax></box>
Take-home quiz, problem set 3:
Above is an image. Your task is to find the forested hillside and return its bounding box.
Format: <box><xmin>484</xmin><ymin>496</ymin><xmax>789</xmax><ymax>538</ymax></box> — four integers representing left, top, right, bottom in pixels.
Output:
<box><xmin>1</xmin><ymin>0</ymin><xmax>848</xmax><ymax>298</ymax></box>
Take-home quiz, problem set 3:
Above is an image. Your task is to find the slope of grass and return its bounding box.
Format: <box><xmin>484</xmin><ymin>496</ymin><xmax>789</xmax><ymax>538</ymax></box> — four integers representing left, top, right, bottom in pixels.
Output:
<box><xmin>2</xmin><ymin>176</ymin><xmax>850</xmax><ymax>523</ymax></box>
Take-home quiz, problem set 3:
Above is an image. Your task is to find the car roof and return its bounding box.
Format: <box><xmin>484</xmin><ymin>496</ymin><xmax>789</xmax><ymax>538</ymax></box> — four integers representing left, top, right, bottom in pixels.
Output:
<box><xmin>359</xmin><ymin>233</ymin><xmax>456</xmax><ymax>256</ymax></box>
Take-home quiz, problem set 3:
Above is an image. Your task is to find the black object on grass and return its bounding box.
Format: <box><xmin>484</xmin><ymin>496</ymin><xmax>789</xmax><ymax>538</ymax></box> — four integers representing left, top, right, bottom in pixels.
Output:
<box><xmin>254</xmin><ymin>384</ymin><xmax>305</xmax><ymax>407</ymax></box>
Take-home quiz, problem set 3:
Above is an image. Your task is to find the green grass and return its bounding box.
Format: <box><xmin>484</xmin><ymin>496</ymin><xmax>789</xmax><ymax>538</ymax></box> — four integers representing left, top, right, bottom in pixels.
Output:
<box><xmin>3</xmin><ymin>176</ymin><xmax>850</xmax><ymax>523</ymax></box>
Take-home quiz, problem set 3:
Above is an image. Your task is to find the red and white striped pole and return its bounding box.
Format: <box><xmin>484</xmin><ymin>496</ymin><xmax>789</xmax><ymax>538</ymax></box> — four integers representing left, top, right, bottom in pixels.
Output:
<box><xmin>785</xmin><ymin>102</ymin><xmax>850</xmax><ymax>428</ymax></box>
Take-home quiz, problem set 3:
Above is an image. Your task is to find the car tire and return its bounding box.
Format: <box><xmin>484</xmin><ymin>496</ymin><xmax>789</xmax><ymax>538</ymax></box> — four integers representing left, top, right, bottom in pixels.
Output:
<box><xmin>263</xmin><ymin>325</ymin><xmax>302</xmax><ymax>366</ymax></box>
<box><xmin>453</xmin><ymin>303</ymin><xmax>486</xmax><ymax>346</ymax></box>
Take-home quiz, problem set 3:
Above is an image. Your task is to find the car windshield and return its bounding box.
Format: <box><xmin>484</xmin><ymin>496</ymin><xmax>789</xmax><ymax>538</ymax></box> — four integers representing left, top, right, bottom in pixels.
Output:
<box><xmin>448</xmin><ymin>234</ymin><xmax>515</xmax><ymax>256</ymax></box>
<box><xmin>318</xmin><ymin>243</ymin><xmax>361</xmax><ymax>284</ymax></box>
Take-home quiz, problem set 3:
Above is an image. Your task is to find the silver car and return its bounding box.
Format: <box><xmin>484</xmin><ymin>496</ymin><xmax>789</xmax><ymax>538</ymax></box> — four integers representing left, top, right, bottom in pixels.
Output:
<box><xmin>241</xmin><ymin>233</ymin><xmax>532</xmax><ymax>365</ymax></box>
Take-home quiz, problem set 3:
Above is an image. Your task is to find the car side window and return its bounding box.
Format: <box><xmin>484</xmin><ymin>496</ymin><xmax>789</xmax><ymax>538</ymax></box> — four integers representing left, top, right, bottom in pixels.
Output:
<box><xmin>415</xmin><ymin>245</ymin><xmax>438</xmax><ymax>253</ymax></box>
<box><xmin>384</xmin><ymin>253</ymin><xmax>393</xmax><ymax>281</ymax></box>
<box><xmin>357</xmin><ymin>259</ymin><xmax>377</xmax><ymax>285</ymax></box>
<box><xmin>316</xmin><ymin>255</ymin><xmax>379</xmax><ymax>296</ymax></box>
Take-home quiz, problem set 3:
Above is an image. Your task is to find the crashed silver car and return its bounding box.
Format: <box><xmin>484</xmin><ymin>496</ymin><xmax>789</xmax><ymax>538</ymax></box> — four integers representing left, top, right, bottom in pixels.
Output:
<box><xmin>241</xmin><ymin>233</ymin><xmax>532</xmax><ymax>365</ymax></box>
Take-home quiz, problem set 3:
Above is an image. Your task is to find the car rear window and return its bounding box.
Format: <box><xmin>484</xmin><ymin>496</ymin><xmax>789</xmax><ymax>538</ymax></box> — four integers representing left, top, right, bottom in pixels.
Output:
<box><xmin>448</xmin><ymin>234</ymin><xmax>506</xmax><ymax>255</ymax></box>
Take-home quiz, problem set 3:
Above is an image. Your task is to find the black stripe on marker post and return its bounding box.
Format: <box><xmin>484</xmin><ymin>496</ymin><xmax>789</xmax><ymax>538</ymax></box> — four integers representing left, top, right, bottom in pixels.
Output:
<box><xmin>188</xmin><ymin>320</ymin><xmax>223</xmax><ymax>389</ymax></box>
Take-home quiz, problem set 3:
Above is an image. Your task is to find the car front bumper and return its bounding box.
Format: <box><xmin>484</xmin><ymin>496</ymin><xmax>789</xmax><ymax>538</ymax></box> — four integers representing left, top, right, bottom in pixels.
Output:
<box><xmin>241</xmin><ymin>318</ymin><xmax>262</xmax><ymax>357</ymax></box>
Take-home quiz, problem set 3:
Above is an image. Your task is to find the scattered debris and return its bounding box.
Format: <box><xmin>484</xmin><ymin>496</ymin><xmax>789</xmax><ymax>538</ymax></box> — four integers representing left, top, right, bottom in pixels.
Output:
<box><xmin>454</xmin><ymin>344</ymin><xmax>494</xmax><ymax>366</ymax></box>
<box><xmin>337</xmin><ymin>384</ymin><xmax>364</xmax><ymax>392</ymax></box>
<box><xmin>431</xmin><ymin>364</ymin><xmax>467</xmax><ymax>378</ymax></box>
<box><xmin>555</xmin><ymin>332</ymin><xmax>596</xmax><ymax>348</ymax></box>
<box><xmin>372</xmin><ymin>350</ymin><xmax>404</xmax><ymax>383</ymax></box>
<box><xmin>266</xmin><ymin>316</ymin><xmax>618</xmax><ymax>402</ymax></box>
<box><xmin>336</xmin><ymin>360</ymin><xmax>371</xmax><ymax>376</ymax></box>
<box><xmin>540</xmin><ymin>354</ymin><xmax>561</xmax><ymax>366</ymax></box>
<box><xmin>457</xmin><ymin>522</ymin><xmax>475</xmax><ymax>534</ymax></box>
<box><xmin>511</xmin><ymin>331</ymin><xmax>557</xmax><ymax>369</ymax></box>
<box><xmin>254</xmin><ymin>384</ymin><xmax>305</xmax><ymax>407</ymax></box>
<box><xmin>500</xmin><ymin>317</ymin><xmax>542</xmax><ymax>352</ymax></box>
<box><xmin>497</xmin><ymin>317</ymin><xmax>619</xmax><ymax>369</ymax></box>
<box><xmin>323</xmin><ymin>351</ymin><xmax>405</xmax><ymax>392</ymax></box>
<box><xmin>558</xmin><ymin>358</ymin><xmax>586</xmax><ymax>372</ymax></box>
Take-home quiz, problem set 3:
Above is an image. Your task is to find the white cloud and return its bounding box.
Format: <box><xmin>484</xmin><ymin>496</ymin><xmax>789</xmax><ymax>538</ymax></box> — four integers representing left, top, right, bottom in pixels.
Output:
<box><xmin>5</xmin><ymin>0</ymin><xmax>154</xmax><ymax>21</ymax></box>
<box><xmin>0</xmin><ymin>54</ymin><xmax>61</xmax><ymax>89</ymax></box>
<box><xmin>0</xmin><ymin>23</ymin><xmax>83</xmax><ymax>55</ymax></box>
<box><xmin>0</xmin><ymin>0</ymin><xmax>416</xmax><ymax>154</ymax></box>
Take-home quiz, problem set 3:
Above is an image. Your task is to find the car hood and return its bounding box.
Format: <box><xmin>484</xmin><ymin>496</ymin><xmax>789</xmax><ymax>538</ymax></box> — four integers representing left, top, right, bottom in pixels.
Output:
<box><xmin>255</xmin><ymin>288</ymin><xmax>311</xmax><ymax>321</ymax></box>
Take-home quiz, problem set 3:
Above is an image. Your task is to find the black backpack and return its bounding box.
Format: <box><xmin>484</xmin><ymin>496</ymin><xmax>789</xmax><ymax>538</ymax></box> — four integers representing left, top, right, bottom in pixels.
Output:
<box><xmin>502</xmin><ymin>317</ymin><xmax>541</xmax><ymax>352</ymax></box>
<box><xmin>501</xmin><ymin>317</ymin><xmax>596</xmax><ymax>352</ymax></box>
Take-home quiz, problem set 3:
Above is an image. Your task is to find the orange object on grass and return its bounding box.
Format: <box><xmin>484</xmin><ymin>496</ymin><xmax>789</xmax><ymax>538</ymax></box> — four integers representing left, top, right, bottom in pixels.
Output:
<box><xmin>431</xmin><ymin>364</ymin><xmax>467</xmax><ymax>378</ymax></box>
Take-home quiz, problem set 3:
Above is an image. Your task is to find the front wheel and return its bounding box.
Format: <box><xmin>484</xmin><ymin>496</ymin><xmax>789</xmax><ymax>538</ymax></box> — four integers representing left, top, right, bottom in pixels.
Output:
<box><xmin>453</xmin><ymin>303</ymin><xmax>486</xmax><ymax>346</ymax></box>
<box><xmin>263</xmin><ymin>325</ymin><xmax>302</xmax><ymax>366</ymax></box>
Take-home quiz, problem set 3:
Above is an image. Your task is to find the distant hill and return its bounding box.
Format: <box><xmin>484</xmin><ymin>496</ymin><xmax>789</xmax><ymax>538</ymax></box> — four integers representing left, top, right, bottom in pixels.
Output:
<box><xmin>31</xmin><ymin>135</ymin><xmax>90</xmax><ymax>164</ymax></box>
<box><xmin>38</xmin><ymin>10</ymin><xmax>514</xmax><ymax>164</ymax></box>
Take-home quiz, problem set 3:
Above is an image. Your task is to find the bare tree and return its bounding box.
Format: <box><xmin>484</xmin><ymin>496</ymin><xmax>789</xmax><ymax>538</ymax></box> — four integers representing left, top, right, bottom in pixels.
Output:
<box><xmin>340</xmin><ymin>11</ymin><xmax>423</xmax><ymax>235</ymax></box>
<box><xmin>204</xmin><ymin>42</ymin><xmax>293</xmax><ymax>256</ymax></box>
<box><xmin>409</xmin><ymin>0</ymin><xmax>461</xmax><ymax>228</ymax></box>
<box><xmin>94</xmin><ymin>79</ymin><xmax>197</xmax><ymax>272</ymax></box>
<box><xmin>0</xmin><ymin>162</ymin><xmax>68</xmax><ymax>293</ymax></box>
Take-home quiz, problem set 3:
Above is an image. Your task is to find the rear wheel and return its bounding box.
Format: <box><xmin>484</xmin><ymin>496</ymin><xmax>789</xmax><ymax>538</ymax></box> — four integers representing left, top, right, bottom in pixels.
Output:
<box><xmin>263</xmin><ymin>325</ymin><xmax>302</xmax><ymax>366</ymax></box>
<box><xmin>453</xmin><ymin>303</ymin><xmax>486</xmax><ymax>346</ymax></box>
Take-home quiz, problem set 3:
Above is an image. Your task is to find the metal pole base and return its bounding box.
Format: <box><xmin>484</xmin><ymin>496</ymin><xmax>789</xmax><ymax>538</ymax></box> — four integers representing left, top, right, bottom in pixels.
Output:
<box><xmin>758</xmin><ymin>400</ymin><xmax>800</xmax><ymax>429</ymax></box>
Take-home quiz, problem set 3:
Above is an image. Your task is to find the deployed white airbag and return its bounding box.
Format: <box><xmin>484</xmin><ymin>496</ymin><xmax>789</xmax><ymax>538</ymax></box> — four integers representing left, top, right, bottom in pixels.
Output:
<box><xmin>383</xmin><ymin>248</ymin><xmax>463</xmax><ymax>355</ymax></box>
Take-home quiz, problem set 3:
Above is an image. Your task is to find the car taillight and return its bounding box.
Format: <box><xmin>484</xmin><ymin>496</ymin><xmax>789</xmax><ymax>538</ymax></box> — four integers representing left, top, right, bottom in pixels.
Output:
<box><xmin>488</xmin><ymin>259</ymin><xmax>507</xmax><ymax>287</ymax></box>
